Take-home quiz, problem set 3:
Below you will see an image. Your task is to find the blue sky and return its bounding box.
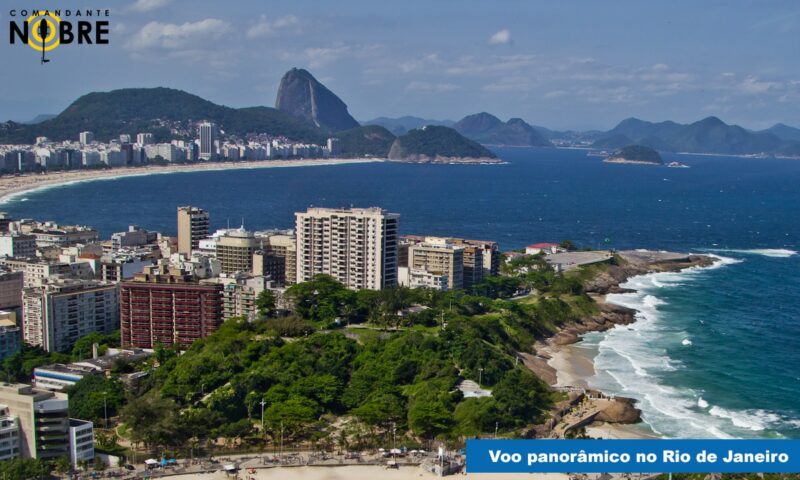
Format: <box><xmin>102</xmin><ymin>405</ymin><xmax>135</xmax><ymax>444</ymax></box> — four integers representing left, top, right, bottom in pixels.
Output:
<box><xmin>1</xmin><ymin>0</ymin><xmax>799</xmax><ymax>130</ymax></box>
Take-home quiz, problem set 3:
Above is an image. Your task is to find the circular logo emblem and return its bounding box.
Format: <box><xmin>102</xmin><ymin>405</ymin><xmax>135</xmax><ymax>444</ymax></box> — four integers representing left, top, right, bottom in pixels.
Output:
<box><xmin>26</xmin><ymin>11</ymin><xmax>61</xmax><ymax>52</ymax></box>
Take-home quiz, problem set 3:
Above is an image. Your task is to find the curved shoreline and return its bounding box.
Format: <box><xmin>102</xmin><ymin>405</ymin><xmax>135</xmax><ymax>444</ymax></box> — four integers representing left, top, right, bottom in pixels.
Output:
<box><xmin>524</xmin><ymin>251</ymin><xmax>717</xmax><ymax>438</ymax></box>
<box><xmin>0</xmin><ymin>158</ymin><xmax>386</xmax><ymax>205</ymax></box>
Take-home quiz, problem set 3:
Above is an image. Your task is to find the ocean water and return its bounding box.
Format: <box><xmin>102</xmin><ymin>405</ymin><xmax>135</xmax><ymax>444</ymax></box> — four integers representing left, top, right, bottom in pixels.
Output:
<box><xmin>3</xmin><ymin>147</ymin><xmax>800</xmax><ymax>439</ymax></box>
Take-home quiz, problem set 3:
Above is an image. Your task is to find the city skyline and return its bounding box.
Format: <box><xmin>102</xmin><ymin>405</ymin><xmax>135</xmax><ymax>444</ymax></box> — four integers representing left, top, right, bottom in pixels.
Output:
<box><xmin>1</xmin><ymin>0</ymin><xmax>799</xmax><ymax>130</ymax></box>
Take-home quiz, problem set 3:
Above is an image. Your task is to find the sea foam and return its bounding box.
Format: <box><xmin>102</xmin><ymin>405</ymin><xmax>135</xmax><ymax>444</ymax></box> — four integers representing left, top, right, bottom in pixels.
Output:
<box><xmin>708</xmin><ymin>248</ymin><xmax>797</xmax><ymax>258</ymax></box>
<box><xmin>587</xmin><ymin>255</ymin><xmax>792</xmax><ymax>439</ymax></box>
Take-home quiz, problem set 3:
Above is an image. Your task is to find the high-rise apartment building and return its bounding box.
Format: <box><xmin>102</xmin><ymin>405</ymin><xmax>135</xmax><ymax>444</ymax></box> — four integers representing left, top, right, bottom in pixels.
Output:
<box><xmin>198</xmin><ymin>121</ymin><xmax>217</xmax><ymax>160</ymax></box>
<box><xmin>256</xmin><ymin>232</ymin><xmax>296</xmax><ymax>285</ymax></box>
<box><xmin>295</xmin><ymin>207</ymin><xmax>399</xmax><ymax>290</ymax></box>
<box><xmin>177</xmin><ymin>206</ymin><xmax>209</xmax><ymax>255</ymax></box>
<box><xmin>400</xmin><ymin>235</ymin><xmax>500</xmax><ymax>285</ymax></box>
<box><xmin>0</xmin><ymin>268</ymin><xmax>23</xmax><ymax>312</ymax></box>
<box><xmin>0</xmin><ymin>383</ymin><xmax>70</xmax><ymax>460</ymax></box>
<box><xmin>406</xmin><ymin>238</ymin><xmax>464</xmax><ymax>291</ymax></box>
<box><xmin>0</xmin><ymin>405</ymin><xmax>20</xmax><ymax>461</ymax></box>
<box><xmin>0</xmin><ymin>311</ymin><xmax>21</xmax><ymax>361</ymax></box>
<box><xmin>119</xmin><ymin>266</ymin><xmax>223</xmax><ymax>348</ymax></box>
<box><xmin>136</xmin><ymin>133</ymin><xmax>153</xmax><ymax>146</ymax></box>
<box><xmin>22</xmin><ymin>278</ymin><xmax>119</xmax><ymax>353</ymax></box>
<box><xmin>78</xmin><ymin>131</ymin><xmax>94</xmax><ymax>145</ymax></box>
<box><xmin>0</xmin><ymin>233</ymin><xmax>36</xmax><ymax>258</ymax></box>
<box><xmin>216</xmin><ymin>228</ymin><xmax>259</xmax><ymax>273</ymax></box>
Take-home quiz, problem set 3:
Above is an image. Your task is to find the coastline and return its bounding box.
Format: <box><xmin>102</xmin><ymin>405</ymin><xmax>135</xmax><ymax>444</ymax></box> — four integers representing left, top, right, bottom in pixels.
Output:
<box><xmin>165</xmin><ymin>465</ymin><xmax>569</xmax><ymax>480</ymax></box>
<box><xmin>525</xmin><ymin>250</ymin><xmax>717</xmax><ymax>439</ymax></box>
<box><xmin>0</xmin><ymin>158</ymin><xmax>385</xmax><ymax>205</ymax></box>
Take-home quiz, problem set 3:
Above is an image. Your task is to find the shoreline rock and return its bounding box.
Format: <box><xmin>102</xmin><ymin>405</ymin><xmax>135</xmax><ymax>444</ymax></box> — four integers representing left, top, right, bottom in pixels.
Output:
<box><xmin>526</xmin><ymin>250</ymin><xmax>716</xmax><ymax>433</ymax></box>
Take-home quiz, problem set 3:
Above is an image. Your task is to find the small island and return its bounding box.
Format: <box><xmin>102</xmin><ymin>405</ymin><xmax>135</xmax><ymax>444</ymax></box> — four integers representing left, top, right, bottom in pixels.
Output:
<box><xmin>604</xmin><ymin>144</ymin><xmax>664</xmax><ymax>165</ymax></box>
<box><xmin>387</xmin><ymin>125</ymin><xmax>503</xmax><ymax>164</ymax></box>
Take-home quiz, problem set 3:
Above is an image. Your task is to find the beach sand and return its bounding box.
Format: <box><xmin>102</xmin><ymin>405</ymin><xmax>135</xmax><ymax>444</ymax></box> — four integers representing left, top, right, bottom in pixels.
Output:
<box><xmin>168</xmin><ymin>465</ymin><xmax>569</xmax><ymax>480</ymax></box>
<box><xmin>545</xmin><ymin>344</ymin><xmax>596</xmax><ymax>389</ymax></box>
<box><xmin>0</xmin><ymin>158</ymin><xmax>384</xmax><ymax>204</ymax></box>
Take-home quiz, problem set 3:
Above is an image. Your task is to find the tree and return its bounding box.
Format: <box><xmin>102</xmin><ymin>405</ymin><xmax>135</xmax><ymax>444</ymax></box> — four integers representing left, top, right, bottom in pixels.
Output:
<box><xmin>263</xmin><ymin>397</ymin><xmax>319</xmax><ymax>440</ymax></box>
<box><xmin>71</xmin><ymin>331</ymin><xmax>120</xmax><ymax>360</ymax></box>
<box><xmin>120</xmin><ymin>394</ymin><xmax>183</xmax><ymax>449</ymax></box>
<box><xmin>286</xmin><ymin>274</ymin><xmax>355</xmax><ymax>323</ymax></box>
<box><xmin>0</xmin><ymin>459</ymin><xmax>50</xmax><ymax>480</ymax></box>
<box><xmin>352</xmin><ymin>392</ymin><xmax>406</xmax><ymax>428</ymax></box>
<box><xmin>559</xmin><ymin>240</ymin><xmax>577</xmax><ymax>252</ymax></box>
<box><xmin>255</xmin><ymin>290</ymin><xmax>277</xmax><ymax>318</ymax></box>
<box><xmin>492</xmin><ymin>369</ymin><xmax>552</xmax><ymax>426</ymax></box>
<box><xmin>454</xmin><ymin>397</ymin><xmax>500</xmax><ymax>437</ymax></box>
<box><xmin>407</xmin><ymin>393</ymin><xmax>453</xmax><ymax>439</ymax></box>
<box><xmin>66</xmin><ymin>375</ymin><xmax>124</xmax><ymax>426</ymax></box>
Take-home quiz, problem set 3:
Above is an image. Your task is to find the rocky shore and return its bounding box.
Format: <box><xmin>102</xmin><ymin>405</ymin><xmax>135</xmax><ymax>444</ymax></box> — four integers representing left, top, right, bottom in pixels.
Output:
<box><xmin>522</xmin><ymin>250</ymin><xmax>716</xmax><ymax>436</ymax></box>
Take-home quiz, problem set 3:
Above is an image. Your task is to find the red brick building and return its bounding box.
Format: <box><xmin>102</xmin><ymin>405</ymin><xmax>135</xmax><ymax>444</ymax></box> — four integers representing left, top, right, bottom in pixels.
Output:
<box><xmin>120</xmin><ymin>266</ymin><xmax>223</xmax><ymax>349</ymax></box>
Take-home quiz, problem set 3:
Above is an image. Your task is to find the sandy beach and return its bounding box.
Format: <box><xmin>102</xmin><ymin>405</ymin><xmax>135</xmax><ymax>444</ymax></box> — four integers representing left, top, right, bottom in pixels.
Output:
<box><xmin>167</xmin><ymin>465</ymin><xmax>569</xmax><ymax>480</ymax></box>
<box><xmin>0</xmin><ymin>158</ymin><xmax>385</xmax><ymax>204</ymax></box>
<box><xmin>529</xmin><ymin>252</ymin><xmax>716</xmax><ymax>440</ymax></box>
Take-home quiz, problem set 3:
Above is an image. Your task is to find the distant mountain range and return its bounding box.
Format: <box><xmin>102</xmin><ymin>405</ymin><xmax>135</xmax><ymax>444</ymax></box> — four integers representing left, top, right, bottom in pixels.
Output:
<box><xmin>593</xmin><ymin>116</ymin><xmax>800</xmax><ymax>155</ymax></box>
<box><xmin>362</xmin><ymin>116</ymin><xmax>454</xmax><ymax>136</ymax></box>
<box><xmin>3</xmin><ymin>67</ymin><xmax>800</xmax><ymax>158</ymax></box>
<box><xmin>453</xmin><ymin>112</ymin><xmax>552</xmax><ymax>147</ymax></box>
<box><xmin>0</xmin><ymin>87</ymin><xmax>327</xmax><ymax>144</ymax></box>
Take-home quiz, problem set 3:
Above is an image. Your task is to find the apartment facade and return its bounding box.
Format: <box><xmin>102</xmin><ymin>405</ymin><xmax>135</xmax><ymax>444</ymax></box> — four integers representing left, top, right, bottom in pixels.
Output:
<box><xmin>0</xmin><ymin>233</ymin><xmax>36</xmax><ymax>258</ymax></box>
<box><xmin>177</xmin><ymin>206</ymin><xmax>210</xmax><ymax>255</ymax></box>
<box><xmin>0</xmin><ymin>312</ymin><xmax>21</xmax><ymax>361</ymax></box>
<box><xmin>0</xmin><ymin>405</ymin><xmax>20</xmax><ymax>460</ymax></box>
<box><xmin>295</xmin><ymin>207</ymin><xmax>399</xmax><ymax>290</ymax></box>
<box><xmin>401</xmin><ymin>235</ymin><xmax>500</xmax><ymax>286</ymax></box>
<box><xmin>0</xmin><ymin>269</ymin><xmax>23</xmax><ymax>311</ymax></box>
<box><xmin>407</xmin><ymin>239</ymin><xmax>464</xmax><ymax>291</ymax></box>
<box><xmin>22</xmin><ymin>279</ymin><xmax>119</xmax><ymax>353</ymax></box>
<box><xmin>216</xmin><ymin>228</ymin><xmax>259</xmax><ymax>273</ymax></box>
<box><xmin>120</xmin><ymin>267</ymin><xmax>223</xmax><ymax>348</ymax></box>
<box><xmin>0</xmin><ymin>383</ymin><xmax>70</xmax><ymax>460</ymax></box>
<box><xmin>256</xmin><ymin>232</ymin><xmax>296</xmax><ymax>285</ymax></box>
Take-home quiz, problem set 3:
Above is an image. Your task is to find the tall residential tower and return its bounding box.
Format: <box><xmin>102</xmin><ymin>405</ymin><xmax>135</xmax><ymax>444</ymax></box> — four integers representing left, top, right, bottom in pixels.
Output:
<box><xmin>177</xmin><ymin>206</ymin><xmax>209</xmax><ymax>255</ymax></box>
<box><xmin>295</xmin><ymin>207</ymin><xmax>399</xmax><ymax>290</ymax></box>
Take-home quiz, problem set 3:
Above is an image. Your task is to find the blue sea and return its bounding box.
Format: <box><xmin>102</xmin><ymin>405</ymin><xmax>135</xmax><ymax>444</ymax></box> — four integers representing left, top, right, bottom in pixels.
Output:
<box><xmin>3</xmin><ymin>147</ymin><xmax>799</xmax><ymax>439</ymax></box>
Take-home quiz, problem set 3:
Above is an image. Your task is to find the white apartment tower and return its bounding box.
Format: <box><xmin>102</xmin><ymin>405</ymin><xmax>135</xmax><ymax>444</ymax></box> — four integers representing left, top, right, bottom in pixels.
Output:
<box><xmin>136</xmin><ymin>133</ymin><xmax>153</xmax><ymax>146</ymax></box>
<box><xmin>198</xmin><ymin>121</ymin><xmax>217</xmax><ymax>160</ymax></box>
<box><xmin>22</xmin><ymin>279</ymin><xmax>119</xmax><ymax>353</ymax></box>
<box><xmin>295</xmin><ymin>207</ymin><xmax>399</xmax><ymax>290</ymax></box>
<box><xmin>78</xmin><ymin>131</ymin><xmax>94</xmax><ymax>145</ymax></box>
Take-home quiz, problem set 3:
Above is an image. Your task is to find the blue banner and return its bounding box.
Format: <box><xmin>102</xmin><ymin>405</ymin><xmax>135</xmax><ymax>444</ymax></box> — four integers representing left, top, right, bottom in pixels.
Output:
<box><xmin>466</xmin><ymin>439</ymin><xmax>800</xmax><ymax>473</ymax></box>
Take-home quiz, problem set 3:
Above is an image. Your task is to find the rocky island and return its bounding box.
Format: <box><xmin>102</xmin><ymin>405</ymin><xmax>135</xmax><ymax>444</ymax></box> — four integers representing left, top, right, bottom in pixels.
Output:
<box><xmin>387</xmin><ymin>125</ymin><xmax>503</xmax><ymax>164</ymax></box>
<box><xmin>604</xmin><ymin>144</ymin><xmax>664</xmax><ymax>165</ymax></box>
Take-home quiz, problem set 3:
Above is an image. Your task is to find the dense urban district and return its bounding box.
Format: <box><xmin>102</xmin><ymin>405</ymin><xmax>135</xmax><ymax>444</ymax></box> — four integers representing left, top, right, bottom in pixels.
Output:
<box><xmin>0</xmin><ymin>199</ymin><xmax>715</xmax><ymax>479</ymax></box>
<box><xmin>0</xmin><ymin>67</ymin><xmax>740</xmax><ymax>479</ymax></box>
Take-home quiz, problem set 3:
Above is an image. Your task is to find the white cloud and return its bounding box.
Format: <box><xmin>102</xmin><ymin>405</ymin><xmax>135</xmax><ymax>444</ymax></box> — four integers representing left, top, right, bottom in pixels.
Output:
<box><xmin>245</xmin><ymin>14</ymin><xmax>299</xmax><ymax>39</ymax></box>
<box><xmin>128</xmin><ymin>0</ymin><xmax>171</xmax><ymax>13</ymax></box>
<box><xmin>488</xmin><ymin>29</ymin><xmax>511</xmax><ymax>45</ymax></box>
<box><xmin>405</xmin><ymin>81</ymin><xmax>459</xmax><ymax>94</ymax></box>
<box><xmin>126</xmin><ymin>19</ymin><xmax>231</xmax><ymax>51</ymax></box>
<box><xmin>738</xmin><ymin>75</ymin><xmax>780</xmax><ymax>94</ymax></box>
<box><xmin>284</xmin><ymin>44</ymin><xmax>382</xmax><ymax>69</ymax></box>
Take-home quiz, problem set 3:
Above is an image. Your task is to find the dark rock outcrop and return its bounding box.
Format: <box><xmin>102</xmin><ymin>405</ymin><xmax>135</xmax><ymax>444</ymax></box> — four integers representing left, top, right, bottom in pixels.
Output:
<box><xmin>275</xmin><ymin>68</ymin><xmax>359</xmax><ymax>132</ymax></box>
